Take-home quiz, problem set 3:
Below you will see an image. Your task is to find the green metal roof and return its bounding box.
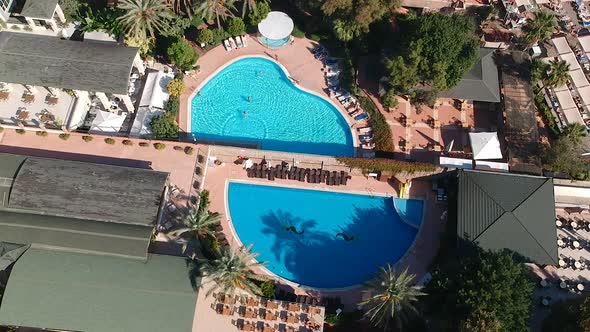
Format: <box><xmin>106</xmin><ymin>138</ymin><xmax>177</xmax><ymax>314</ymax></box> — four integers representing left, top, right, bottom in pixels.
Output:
<box><xmin>0</xmin><ymin>249</ymin><xmax>198</xmax><ymax>332</ymax></box>
<box><xmin>0</xmin><ymin>210</ymin><xmax>152</xmax><ymax>260</ymax></box>
<box><xmin>457</xmin><ymin>170</ymin><xmax>558</xmax><ymax>264</ymax></box>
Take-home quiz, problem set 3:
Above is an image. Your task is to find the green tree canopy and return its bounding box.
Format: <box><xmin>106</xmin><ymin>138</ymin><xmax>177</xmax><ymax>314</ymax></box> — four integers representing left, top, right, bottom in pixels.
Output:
<box><xmin>522</xmin><ymin>11</ymin><xmax>556</xmax><ymax>47</ymax></box>
<box><xmin>425</xmin><ymin>247</ymin><xmax>534</xmax><ymax>332</ymax></box>
<box><xmin>542</xmin><ymin>296</ymin><xmax>590</xmax><ymax>332</ymax></box>
<box><xmin>227</xmin><ymin>17</ymin><xmax>246</xmax><ymax>36</ymax></box>
<box><xmin>59</xmin><ymin>0</ymin><xmax>84</xmax><ymax>21</ymax></box>
<box><xmin>321</xmin><ymin>0</ymin><xmax>400</xmax><ymax>39</ymax></box>
<box><xmin>197</xmin><ymin>28</ymin><xmax>214</xmax><ymax>44</ymax></box>
<box><xmin>247</xmin><ymin>1</ymin><xmax>270</xmax><ymax>26</ymax></box>
<box><xmin>167</xmin><ymin>39</ymin><xmax>199</xmax><ymax>71</ymax></box>
<box><xmin>544</xmin><ymin>136</ymin><xmax>590</xmax><ymax>180</ymax></box>
<box><xmin>150</xmin><ymin>114</ymin><xmax>178</xmax><ymax>138</ymax></box>
<box><xmin>117</xmin><ymin>0</ymin><xmax>173</xmax><ymax>39</ymax></box>
<box><xmin>385</xmin><ymin>13</ymin><xmax>479</xmax><ymax>94</ymax></box>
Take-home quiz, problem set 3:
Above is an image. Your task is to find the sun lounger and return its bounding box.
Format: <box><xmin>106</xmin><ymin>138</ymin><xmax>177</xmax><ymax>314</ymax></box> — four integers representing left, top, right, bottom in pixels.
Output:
<box><xmin>235</xmin><ymin>36</ymin><xmax>244</xmax><ymax>48</ymax></box>
<box><xmin>241</xmin><ymin>35</ymin><xmax>248</xmax><ymax>47</ymax></box>
<box><xmin>327</xmin><ymin>79</ymin><xmax>339</xmax><ymax>87</ymax></box>
<box><xmin>298</xmin><ymin>170</ymin><xmax>306</xmax><ymax>182</ymax></box>
<box><xmin>362</xmin><ymin>142</ymin><xmax>375</xmax><ymax>149</ymax></box>
<box><xmin>338</xmin><ymin>93</ymin><xmax>351</xmax><ymax>102</ymax></box>
<box><xmin>359</xmin><ymin>134</ymin><xmax>374</xmax><ymax>142</ymax></box>
<box><xmin>229</xmin><ymin>37</ymin><xmax>237</xmax><ymax>49</ymax></box>
<box><xmin>223</xmin><ymin>39</ymin><xmax>232</xmax><ymax>51</ymax></box>
<box><xmin>325</xmin><ymin>71</ymin><xmax>340</xmax><ymax>78</ymax></box>
<box><xmin>325</xmin><ymin>58</ymin><xmax>339</xmax><ymax>66</ymax></box>
<box><xmin>341</xmin><ymin>171</ymin><xmax>348</xmax><ymax>185</ymax></box>
<box><xmin>349</xmin><ymin>110</ymin><xmax>363</xmax><ymax>118</ymax></box>
<box><xmin>354</xmin><ymin>113</ymin><xmax>369</xmax><ymax>121</ymax></box>
<box><xmin>288</xmin><ymin>167</ymin><xmax>296</xmax><ymax>180</ymax></box>
<box><xmin>334</xmin><ymin>171</ymin><xmax>341</xmax><ymax>185</ymax></box>
<box><xmin>358</xmin><ymin>126</ymin><xmax>372</xmax><ymax>134</ymax></box>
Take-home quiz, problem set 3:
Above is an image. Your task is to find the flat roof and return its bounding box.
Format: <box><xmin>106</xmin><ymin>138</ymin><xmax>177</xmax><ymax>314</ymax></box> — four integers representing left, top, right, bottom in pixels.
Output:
<box><xmin>7</xmin><ymin>155</ymin><xmax>168</xmax><ymax>226</ymax></box>
<box><xmin>0</xmin><ymin>248</ymin><xmax>197</xmax><ymax>332</ymax></box>
<box><xmin>19</xmin><ymin>0</ymin><xmax>59</xmax><ymax>19</ymax></box>
<box><xmin>0</xmin><ymin>32</ymin><xmax>138</xmax><ymax>94</ymax></box>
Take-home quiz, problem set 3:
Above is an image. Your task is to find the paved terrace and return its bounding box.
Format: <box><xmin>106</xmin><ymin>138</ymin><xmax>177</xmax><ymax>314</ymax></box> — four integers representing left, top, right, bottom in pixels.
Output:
<box><xmin>0</xmin><ymin>129</ymin><xmax>202</xmax><ymax>205</ymax></box>
<box><xmin>200</xmin><ymin>145</ymin><xmax>445</xmax><ymax>307</ymax></box>
<box><xmin>179</xmin><ymin>37</ymin><xmax>356</xmax><ymax>135</ymax></box>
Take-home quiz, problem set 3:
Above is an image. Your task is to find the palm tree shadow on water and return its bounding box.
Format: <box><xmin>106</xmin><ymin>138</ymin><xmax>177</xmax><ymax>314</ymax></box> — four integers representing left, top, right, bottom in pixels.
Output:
<box><xmin>259</xmin><ymin>202</ymin><xmax>419</xmax><ymax>288</ymax></box>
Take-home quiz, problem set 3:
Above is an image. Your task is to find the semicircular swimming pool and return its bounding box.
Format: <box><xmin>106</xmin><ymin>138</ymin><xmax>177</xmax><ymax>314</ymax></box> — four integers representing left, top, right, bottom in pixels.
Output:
<box><xmin>227</xmin><ymin>182</ymin><xmax>423</xmax><ymax>289</ymax></box>
<box><xmin>190</xmin><ymin>57</ymin><xmax>354</xmax><ymax>156</ymax></box>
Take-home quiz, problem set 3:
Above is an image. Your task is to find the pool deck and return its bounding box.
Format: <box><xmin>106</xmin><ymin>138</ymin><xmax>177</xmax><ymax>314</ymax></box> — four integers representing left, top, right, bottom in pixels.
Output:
<box><xmin>203</xmin><ymin>160</ymin><xmax>445</xmax><ymax>307</ymax></box>
<box><xmin>179</xmin><ymin>36</ymin><xmax>363</xmax><ymax>143</ymax></box>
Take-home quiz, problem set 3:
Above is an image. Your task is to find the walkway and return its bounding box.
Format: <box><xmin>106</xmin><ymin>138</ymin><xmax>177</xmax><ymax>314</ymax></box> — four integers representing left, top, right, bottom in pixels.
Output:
<box><xmin>179</xmin><ymin>36</ymin><xmax>347</xmax><ymax>134</ymax></box>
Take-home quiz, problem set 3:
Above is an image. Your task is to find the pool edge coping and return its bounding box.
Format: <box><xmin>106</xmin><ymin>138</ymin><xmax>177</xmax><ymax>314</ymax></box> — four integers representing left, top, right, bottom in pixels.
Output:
<box><xmin>222</xmin><ymin>179</ymin><xmax>426</xmax><ymax>293</ymax></box>
<box><xmin>187</xmin><ymin>55</ymin><xmax>359</xmax><ymax>153</ymax></box>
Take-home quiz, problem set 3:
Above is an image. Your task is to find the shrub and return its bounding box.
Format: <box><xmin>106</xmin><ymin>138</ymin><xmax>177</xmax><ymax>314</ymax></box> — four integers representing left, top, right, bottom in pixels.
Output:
<box><xmin>310</xmin><ymin>34</ymin><xmax>322</xmax><ymax>42</ymax></box>
<box><xmin>165</xmin><ymin>97</ymin><xmax>180</xmax><ymax>117</ymax></box>
<box><xmin>0</xmin><ymin>126</ymin><xmax>3</xmax><ymax>133</ymax></box>
<box><xmin>166</xmin><ymin>78</ymin><xmax>185</xmax><ymax>98</ymax></box>
<box><xmin>191</xmin><ymin>16</ymin><xmax>204</xmax><ymax>28</ymax></box>
<box><xmin>58</xmin><ymin>133</ymin><xmax>70</xmax><ymax>140</ymax></box>
<box><xmin>104</xmin><ymin>137</ymin><xmax>116</xmax><ymax>144</ymax></box>
<box><xmin>212</xmin><ymin>28</ymin><xmax>228</xmax><ymax>46</ymax></box>
<box><xmin>248</xmin><ymin>2</ymin><xmax>270</xmax><ymax>27</ymax></box>
<box><xmin>36</xmin><ymin>131</ymin><xmax>48</xmax><ymax>137</ymax></box>
<box><xmin>150</xmin><ymin>114</ymin><xmax>178</xmax><ymax>139</ymax></box>
<box><xmin>184</xmin><ymin>146</ymin><xmax>194</xmax><ymax>155</ymax></box>
<box><xmin>167</xmin><ymin>39</ymin><xmax>199</xmax><ymax>71</ymax></box>
<box><xmin>259</xmin><ymin>280</ymin><xmax>275</xmax><ymax>298</ymax></box>
<box><xmin>197</xmin><ymin>28</ymin><xmax>213</xmax><ymax>45</ymax></box>
<box><xmin>82</xmin><ymin>135</ymin><xmax>93</xmax><ymax>142</ymax></box>
<box><xmin>15</xmin><ymin>128</ymin><xmax>25</xmax><ymax>135</ymax></box>
<box><xmin>337</xmin><ymin>157</ymin><xmax>437</xmax><ymax>174</ymax></box>
<box><xmin>154</xmin><ymin>142</ymin><xmax>166</xmax><ymax>150</ymax></box>
<box><xmin>173</xmin><ymin>145</ymin><xmax>183</xmax><ymax>151</ymax></box>
<box><xmin>292</xmin><ymin>25</ymin><xmax>305</xmax><ymax>38</ymax></box>
<box><xmin>139</xmin><ymin>142</ymin><xmax>149</xmax><ymax>147</ymax></box>
<box><xmin>227</xmin><ymin>17</ymin><xmax>246</xmax><ymax>36</ymax></box>
<box><xmin>382</xmin><ymin>90</ymin><xmax>399</xmax><ymax>110</ymax></box>
<box><xmin>357</xmin><ymin>94</ymin><xmax>395</xmax><ymax>153</ymax></box>
<box><xmin>122</xmin><ymin>139</ymin><xmax>133</xmax><ymax>146</ymax></box>
<box><xmin>197</xmin><ymin>190</ymin><xmax>210</xmax><ymax>216</ymax></box>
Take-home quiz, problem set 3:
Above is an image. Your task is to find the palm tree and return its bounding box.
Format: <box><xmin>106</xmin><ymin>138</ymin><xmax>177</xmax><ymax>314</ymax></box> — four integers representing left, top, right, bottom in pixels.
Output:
<box><xmin>166</xmin><ymin>0</ymin><xmax>195</xmax><ymax>15</ymax></box>
<box><xmin>199</xmin><ymin>244</ymin><xmax>265</xmax><ymax>298</ymax></box>
<box><xmin>193</xmin><ymin>0</ymin><xmax>236</xmax><ymax>30</ymax></box>
<box><xmin>546</xmin><ymin>59</ymin><xmax>570</xmax><ymax>89</ymax></box>
<box><xmin>117</xmin><ymin>0</ymin><xmax>173</xmax><ymax>39</ymax></box>
<box><xmin>171</xmin><ymin>208</ymin><xmax>221</xmax><ymax>252</ymax></box>
<box><xmin>522</xmin><ymin>11</ymin><xmax>556</xmax><ymax>47</ymax></box>
<box><xmin>562</xmin><ymin>123</ymin><xmax>588</xmax><ymax>145</ymax></box>
<box><xmin>359</xmin><ymin>265</ymin><xmax>425</xmax><ymax>330</ymax></box>
<box><xmin>241</xmin><ymin>0</ymin><xmax>267</xmax><ymax>18</ymax></box>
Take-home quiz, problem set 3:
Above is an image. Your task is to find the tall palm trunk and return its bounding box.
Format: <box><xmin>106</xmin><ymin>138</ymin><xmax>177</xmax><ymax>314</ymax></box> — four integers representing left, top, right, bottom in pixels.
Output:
<box><xmin>216</xmin><ymin>10</ymin><xmax>221</xmax><ymax>30</ymax></box>
<box><xmin>242</xmin><ymin>2</ymin><xmax>247</xmax><ymax>18</ymax></box>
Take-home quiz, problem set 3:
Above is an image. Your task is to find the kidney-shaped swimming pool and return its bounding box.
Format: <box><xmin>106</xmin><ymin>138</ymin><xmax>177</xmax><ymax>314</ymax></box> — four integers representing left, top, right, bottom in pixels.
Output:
<box><xmin>227</xmin><ymin>182</ymin><xmax>423</xmax><ymax>289</ymax></box>
<box><xmin>190</xmin><ymin>57</ymin><xmax>354</xmax><ymax>156</ymax></box>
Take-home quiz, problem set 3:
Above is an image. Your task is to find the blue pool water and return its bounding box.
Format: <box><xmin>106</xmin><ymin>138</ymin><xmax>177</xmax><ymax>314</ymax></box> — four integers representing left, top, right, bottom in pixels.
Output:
<box><xmin>227</xmin><ymin>182</ymin><xmax>423</xmax><ymax>288</ymax></box>
<box><xmin>260</xmin><ymin>36</ymin><xmax>290</xmax><ymax>47</ymax></box>
<box><xmin>190</xmin><ymin>57</ymin><xmax>354</xmax><ymax>156</ymax></box>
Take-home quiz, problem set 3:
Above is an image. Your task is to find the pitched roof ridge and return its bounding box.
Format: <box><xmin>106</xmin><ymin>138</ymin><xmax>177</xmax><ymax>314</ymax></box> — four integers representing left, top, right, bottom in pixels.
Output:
<box><xmin>510</xmin><ymin>177</ymin><xmax>550</xmax><ymax>212</ymax></box>
<box><xmin>472</xmin><ymin>211</ymin><xmax>506</xmax><ymax>242</ymax></box>
<box><xmin>463</xmin><ymin>171</ymin><xmax>505</xmax><ymax>239</ymax></box>
<box><xmin>465</xmin><ymin>171</ymin><xmax>507</xmax><ymax>213</ymax></box>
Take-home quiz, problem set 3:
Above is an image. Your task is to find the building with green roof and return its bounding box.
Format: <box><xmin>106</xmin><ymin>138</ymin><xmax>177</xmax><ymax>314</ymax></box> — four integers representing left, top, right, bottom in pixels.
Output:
<box><xmin>455</xmin><ymin>169</ymin><xmax>558</xmax><ymax>265</ymax></box>
<box><xmin>0</xmin><ymin>248</ymin><xmax>197</xmax><ymax>332</ymax></box>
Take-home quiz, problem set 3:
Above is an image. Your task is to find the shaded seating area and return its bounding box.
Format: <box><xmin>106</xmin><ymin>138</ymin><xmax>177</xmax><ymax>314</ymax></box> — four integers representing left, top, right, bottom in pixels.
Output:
<box><xmin>211</xmin><ymin>292</ymin><xmax>325</xmax><ymax>332</ymax></box>
<box><xmin>244</xmin><ymin>159</ymin><xmax>350</xmax><ymax>186</ymax></box>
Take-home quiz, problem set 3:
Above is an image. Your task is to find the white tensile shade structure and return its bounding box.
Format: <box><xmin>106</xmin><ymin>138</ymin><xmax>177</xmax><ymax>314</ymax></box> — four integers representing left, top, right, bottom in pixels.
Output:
<box><xmin>89</xmin><ymin>110</ymin><xmax>127</xmax><ymax>134</ymax></box>
<box><xmin>468</xmin><ymin>132</ymin><xmax>503</xmax><ymax>160</ymax></box>
<box><xmin>258</xmin><ymin>11</ymin><xmax>294</xmax><ymax>48</ymax></box>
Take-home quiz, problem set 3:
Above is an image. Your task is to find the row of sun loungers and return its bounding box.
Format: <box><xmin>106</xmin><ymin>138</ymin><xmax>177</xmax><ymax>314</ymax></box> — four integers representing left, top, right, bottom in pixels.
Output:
<box><xmin>223</xmin><ymin>35</ymin><xmax>249</xmax><ymax>51</ymax></box>
<box><xmin>246</xmin><ymin>163</ymin><xmax>350</xmax><ymax>185</ymax></box>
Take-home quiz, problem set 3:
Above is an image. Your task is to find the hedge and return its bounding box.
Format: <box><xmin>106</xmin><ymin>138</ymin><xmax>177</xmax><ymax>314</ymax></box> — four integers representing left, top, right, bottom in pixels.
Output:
<box><xmin>154</xmin><ymin>142</ymin><xmax>166</xmax><ymax>150</ymax></box>
<box><xmin>36</xmin><ymin>131</ymin><xmax>48</xmax><ymax>137</ymax></box>
<box><xmin>533</xmin><ymin>88</ymin><xmax>560</xmax><ymax>138</ymax></box>
<box><xmin>82</xmin><ymin>135</ymin><xmax>93</xmax><ymax>142</ymax></box>
<box><xmin>58</xmin><ymin>133</ymin><xmax>70</xmax><ymax>140</ymax></box>
<box><xmin>122</xmin><ymin>139</ymin><xmax>133</xmax><ymax>146</ymax></box>
<box><xmin>15</xmin><ymin>129</ymin><xmax>25</xmax><ymax>135</ymax></box>
<box><xmin>337</xmin><ymin>157</ymin><xmax>437</xmax><ymax>174</ymax></box>
<box><xmin>357</xmin><ymin>94</ymin><xmax>395</xmax><ymax>153</ymax></box>
<box><xmin>104</xmin><ymin>137</ymin><xmax>116</xmax><ymax>145</ymax></box>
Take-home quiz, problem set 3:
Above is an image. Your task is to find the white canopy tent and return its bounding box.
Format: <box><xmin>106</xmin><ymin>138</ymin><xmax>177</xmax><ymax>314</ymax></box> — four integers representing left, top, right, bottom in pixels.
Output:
<box><xmin>578</xmin><ymin>86</ymin><xmax>590</xmax><ymax>106</ymax></box>
<box><xmin>580</xmin><ymin>35</ymin><xmax>590</xmax><ymax>54</ymax></box>
<box><xmin>439</xmin><ymin>156</ymin><xmax>473</xmax><ymax>169</ymax></box>
<box><xmin>139</xmin><ymin>71</ymin><xmax>174</xmax><ymax>109</ymax></box>
<box><xmin>563</xmin><ymin>106</ymin><xmax>585</xmax><ymax>125</ymax></box>
<box><xmin>570</xmin><ymin>69</ymin><xmax>590</xmax><ymax>88</ymax></box>
<box><xmin>129</xmin><ymin>107</ymin><xmax>164</xmax><ymax>138</ymax></box>
<box><xmin>89</xmin><ymin>110</ymin><xmax>126</xmax><ymax>135</ymax></box>
<box><xmin>468</xmin><ymin>132</ymin><xmax>503</xmax><ymax>160</ymax></box>
<box><xmin>258</xmin><ymin>11</ymin><xmax>294</xmax><ymax>40</ymax></box>
<box><xmin>560</xmin><ymin>53</ymin><xmax>581</xmax><ymax>71</ymax></box>
<box><xmin>556</xmin><ymin>89</ymin><xmax>577</xmax><ymax>109</ymax></box>
<box><xmin>552</xmin><ymin>37</ymin><xmax>572</xmax><ymax>55</ymax></box>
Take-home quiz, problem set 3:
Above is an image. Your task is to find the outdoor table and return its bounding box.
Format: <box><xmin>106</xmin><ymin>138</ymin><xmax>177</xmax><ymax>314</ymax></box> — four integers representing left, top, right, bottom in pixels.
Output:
<box><xmin>287</xmin><ymin>304</ymin><xmax>300</xmax><ymax>312</ymax></box>
<box><xmin>542</xmin><ymin>298</ymin><xmax>550</xmax><ymax>306</ymax></box>
<box><xmin>557</xmin><ymin>219</ymin><xmax>563</xmax><ymax>227</ymax></box>
<box><xmin>286</xmin><ymin>315</ymin><xmax>298</xmax><ymax>324</ymax></box>
<box><xmin>263</xmin><ymin>327</ymin><xmax>275</xmax><ymax>332</ymax></box>
<box><xmin>559</xmin><ymin>259</ymin><xmax>567</xmax><ymax>267</ymax></box>
<box><xmin>243</xmin><ymin>323</ymin><xmax>255</xmax><ymax>331</ymax></box>
<box><xmin>561</xmin><ymin>281</ymin><xmax>568</xmax><ymax>289</ymax></box>
<box><xmin>575</xmin><ymin>261</ymin><xmax>582</xmax><ymax>269</ymax></box>
<box><xmin>266</xmin><ymin>301</ymin><xmax>279</xmax><ymax>309</ymax></box>
<box><xmin>572</xmin><ymin>221</ymin><xmax>579</xmax><ymax>229</ymax></box>
<box><xmin>540</xmin><ymin>279</ymin><xmax>548</xmax><ymax>287</ymax></box>
<box><xmin>574</xmin><ymin>241</ymin><xmax>581</xmax><ymax>249</ymax></box>
<box><xmin>578</xmin><ymin>283</ymin><xmax>585</xmax><ymax>291</ymax></box>
<box><xmin>558</xmin><ymin>239</ymin><xmax>565</xmax><ymax>247</ymax></box>
<box><xmin>247</xmin><ymin>298</ymin><xmax>258</xmax><ymax>306</ymax></box>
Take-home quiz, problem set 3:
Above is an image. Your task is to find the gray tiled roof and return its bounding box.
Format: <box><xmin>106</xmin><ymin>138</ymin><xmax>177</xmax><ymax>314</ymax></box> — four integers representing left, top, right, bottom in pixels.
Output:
<box><xmin>8</xmin><ymin>155</ymin><xmax>168</xmax><ymax>226</ymax></box>
<box><xmin>20</xmin><ymin>0</ymin><xmax>59</xmax><ymax>19</ymax></box>
<box><xmin>441</xmin><ymin>48</ymin><xmax>501</xmax><ymax>102</ymax></box>
<box><xmin>0</xmin><ymin>32</ymin><xmax>138</xmax><ymax>94</ymax></box>
<box><xmin>457</xmin><ymin>170</ymin><xmax>558</xmax><ymax>265</ymax></box>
